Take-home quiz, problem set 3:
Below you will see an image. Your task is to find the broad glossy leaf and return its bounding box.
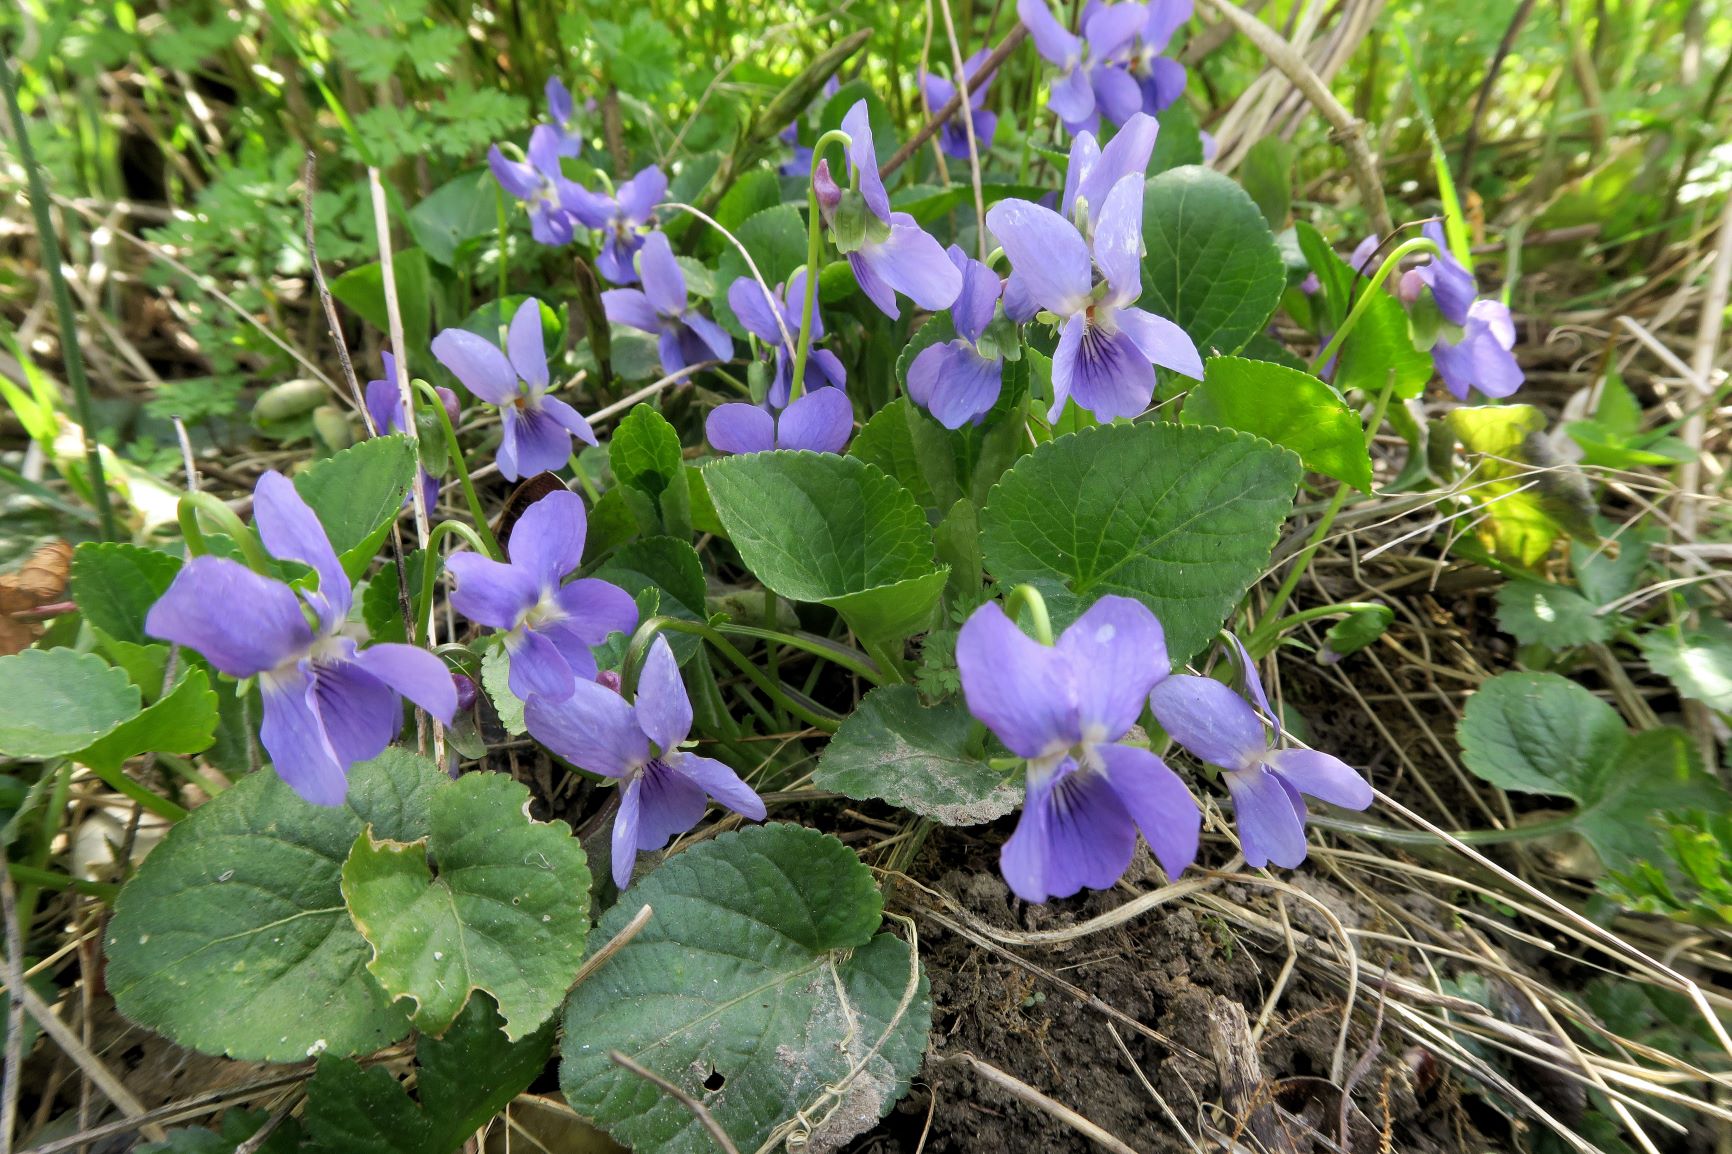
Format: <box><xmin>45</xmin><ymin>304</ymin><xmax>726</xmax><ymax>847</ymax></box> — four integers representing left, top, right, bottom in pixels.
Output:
<box><xmin>1240</xmin><ymin>137</ymin><xmax>1293</xmax><ymax>229</ymax></box>
<box><xmin>0</xmin><ymin>647</ymin><xmax>140</xmax><ymax>758</ymax></box>
<box><xmin>981</xmin><ymin>423</ymin><xmax>1300</xmax><ymax>663</ymax></box>
<box><xmin>815</xmin><ymin>685</ymin><xmax>1020</xmax><ymax>824</ymax></box>
<box><xmin>343</xmin><ymin>771</ymin><xmax>591</xmax><ymax>1038</ymax></box>
<box><xmin>303</xmin><ymin>997</ymin><xmax>554</xmax><ymax>1154</ymax></box>
<box><xmin>594</xmin><ymin>536</ymin><xmax>706</xmax><ymax>663</ymax></box>
<box><xmin>1181</xmin><ymin>356</ymin><xmax>1372</xmax><ymax>491</ymax></box>
<box><xmin>409</xmin><ymin>169</ymin><xmax>498</xmax><ymax>267</ymax></box>
<box><xmin>69</xmin><ymin>542</ymin><xmax>181</xmax><ymax>646</ymax></box>
<box><xmin>1495</xmin><ymin>580</ymin><xmax>1610</xmax><ymax>648</ymax></box>
<box><xmin>77</xmin><ymin>665</ymin><xmax>219</xmax><ymax>773</ymax></box>
<box><xmin>610</xmin><ymin>403</ymin><xmax>683</xmax><ymax>500</ymax></box>
<box><xmin>1148</xmin><ymin>100</ymin><xmax>1203</xmax><ymax>174</ymax></box>
<box><xmin>704</xmin><ymin>452</ymin><xmax>948</xmax><ymax>641</ymax></box>
<box><xmin>1458</xmin><ymin>672</ymin><xmax>1724</xmax><ymax>870</ymax></box>
<box><xmin>1139</xmin><ymin>166</ymin><xmax>1285</xmax><ymax>358</ymax></box>
<box><xmin>331</xmin><ymin>250</ymin><xmax>432</xmax><ymax>365</ymax></box>
<box><xmin>1639</xmin><ymin>621</ymin><xmax>1732</xmax><ymax>713</ymax></box>
<box><xmin>294</xmin><ymin>435</ymin><xmax>418</xmax><ymax>581</ymax></box>
<box><xmin>561</xmin><ymin>823</ymin><xmax>929</xmax><ymax>1154</ymax></box>
<box><xmin>105</xmin><ymin>750</ymin><xmax>445</xmax><ymax>1061</ymax></box>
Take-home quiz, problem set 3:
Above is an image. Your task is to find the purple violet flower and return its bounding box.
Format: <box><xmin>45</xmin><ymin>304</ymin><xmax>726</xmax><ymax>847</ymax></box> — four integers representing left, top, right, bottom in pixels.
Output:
<box><xmin>601</xmin><ymin>231</ymin><xmax>734</xmax><ymax>378</ymax></box>
<box><xmin>956</xmin><ymin>595</ymin><xmax>1201</xmax><ymax>903</ymax></box>
<box><xmin>1116</xmin><ymin>0</ymin><xmax>1191</xmax><ymax>117</ymax></box>
<box><xmin>365</xmin><ymin>352</ymin><xmax>458</xmax><ymax>515</ymax></box>
<box><xmin>525</xmin><ymin>636</ymin><xmax>767</xmax><ymax>889</ymax></box>
<box><xmin>1017</xmin><ymin>0</ymin><xmax>1146</xmax><ymax>135</ymax></box>
<box><xmin>726</xmin><ymin>272</ymin><xmax>846</xmax><ymax>407</ymax></box>
<box><xmin>570</xmin><ymin>164</ymin><xmax>669</xmax><ymax>285</ymax></box>
<box><xmin>145</xmin><ymin>472</ymin><xmax>456</xmax><ymax>807</ymax></box>
<box><xmin>986</xmin><ymin>163</ymin><xmax>1200</xmax><ymax>422</ymax></box>
<box><xmin>431</xmin><ymin>297</ymin><xmax>597</xmax><ymax>482</ymax></box>
<box><xmin>544</xmin><ymin>77</ymin><xmax>584</xmax><ymax>158</ymax></box>
<box><xmin>705</xmin><ymin>387</ymin><xmax>854</xmax><ymax>455</ymax></box>
<box><xmin>921</xmin><ymin>49</ymin><xmax>1000</xmax><ymax>160</ymax></box>
<box><xmin>446</xmin><ymin>489</ymin><xmax>638</xmax><ymax>703</ymax></box>
<box><xmin>1148</xmin><ymin>640</ymin><xmax>1372</xmax><ymax>868</ymax></box>
<box><xmin>832</xmin><ymin>100</ymin><xmax>963</xmax><ymax>319</ymax></box>
<box><xmin>489</xmin><ymin>125</ymin><xmax>590</xmax><ymax>246</ymax></box>
<box><xmin>1384</xmin><ymin>222</ymin><xmax>1523</xmax><ymax>401</ymax></box>
<box><xmin>908</xmin><ymin>246</ymin><xmax>1006</xmax><ymax>428</ymax></box>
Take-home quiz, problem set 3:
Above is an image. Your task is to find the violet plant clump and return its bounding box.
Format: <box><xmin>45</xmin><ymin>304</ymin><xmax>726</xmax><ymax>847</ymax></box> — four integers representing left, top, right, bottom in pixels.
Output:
<box><xmin>600</xmin><ymin>230</ymin><xmax>734</xmax><ymax>379</ymax></box>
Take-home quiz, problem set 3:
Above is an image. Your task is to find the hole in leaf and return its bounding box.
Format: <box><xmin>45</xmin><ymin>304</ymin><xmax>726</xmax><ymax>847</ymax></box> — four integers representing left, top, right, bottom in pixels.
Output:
<box><xmin>703</xmin><ymin>1068</ymin><xmax>726</xmax><ymax>1092</ymax></box>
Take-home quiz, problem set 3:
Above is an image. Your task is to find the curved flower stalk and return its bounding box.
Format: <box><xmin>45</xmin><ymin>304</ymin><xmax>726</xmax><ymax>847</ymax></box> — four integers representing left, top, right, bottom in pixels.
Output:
<box><xmin>956</xmin><ymin>594</ymin><xmax>1200</xmax><ymax>903</ymax></box>
<box><xmin>986</xmin><ymin>164</ymin><xmax>1200</xmax><ymax>421</ymax></box>
<box><xmin>571</xmin><ymin>164</ymin><xmax>668</xmax><ymax>285</ymax></box>
<box><xmin>525</xmin><ymin>636</ymin><xmax>767</xmax><ymax>889</ymax></box>
<box><xmin>365</xmin><ymin>352</ymin><xmax>458</xmax><ymax>514</ymax></box>
<box><xmin>921</xmin><ymin>49</ymin><xmax>999</xmax><ymax>160</ymax></box>
<box><xmin>543</xmin><ymin>76</ymin><xmax>585</xmax><ymax>157</ymax></box>
<box><xmin>908</xmin><ymin>246</ymin><xmax>1008</xmax><ymax>428</ymax></box>
<box><xmin>1016</xmin><ymin>0</ymin><xmax>1146</xmax><ymax>135</ymax></box>
<box><xmin>431</xmin><ymin>297</ymin><xmax>597</xmax><ymax>481</ymax></box>
<box><xmin>705</xmin><ymin>386</ymin><xmax>854</xmax><ymax>455</ymax></box>
<box><xmin>1148</xmin><ymin>638</ymin><xmax>1372</xmax><ymax>868</ymax></box>
<box><xmin>601</xmin><ymin>231</ymin><xmax>734</xmax><ymax>378</ymax></box>
<box><xmin>1398</xmin><ymin>222</ymin><xmax>1524</xmax><ymax>400</ymax></box>
<box><xmin>489</xmin><ymin>125</ymin><xmax>591</xmax><ymax>245</ymax></box>
<box><xmin>726</xmin><ymin>272</ymin><xmax>846</xmax><ymax>407</ymax></box>
<box><xmin>445</xmin><ymin>489</ymin><xmax>638</xmax><ymax>702</ymax></box>
<box><xmin>820</xmin><ymin>100</ymin><xmax>962</xmax><ymax>320</ymax></box>
<box><xmin>145</xmin><ymin>472</ymin><xmax>456</xmax><ymax>807</ymax></box>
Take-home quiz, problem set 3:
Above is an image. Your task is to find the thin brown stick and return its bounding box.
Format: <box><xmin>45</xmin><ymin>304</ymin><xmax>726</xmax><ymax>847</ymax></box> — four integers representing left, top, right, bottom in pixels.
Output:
<box><xmin>1192</xmin><ymin>0</ymin><xmax>1394</xmax><ymax>239</ymax></box>
<box><xmin>15</xmin><ymin>983</ymin><xmax>167</xmax><ymax>1144</ymax></box>
<box><xmin>607</xmin><ymin>1051</ymin><xmax>740</xmax><ymax>1154</ymax></box>
<box><xmin>569</xmin><ymin>904</ymin><xmax>654</xmax><ymax>991</ymax></box>
<box><xmin>880</xmin><ymin>23</ymin><xmax>1027</xmax><ymax>178</ymax></box>
<box><xmin>1458</xmin><ymin>0</ymin><xmax>1539</xmax><ymax>186</ymax></box>
<box><xmin>0</xmin><ymin>850</ymin><xmax>23</xmax><ymax>1154</ymax></box>
<box><xmin>947</xmin><ymin>1054</ymin><xmax>1142</xmax><ymax>1154</ymax></box>
<box><xmin>935</xmin><ymin>0</ymin><xmax>988</xmax><ymax>259</ymax></box>
<box><xmin>302</xmin><ymin>153</ymin><xmax>374</xmax><ymax>434</ymax></box>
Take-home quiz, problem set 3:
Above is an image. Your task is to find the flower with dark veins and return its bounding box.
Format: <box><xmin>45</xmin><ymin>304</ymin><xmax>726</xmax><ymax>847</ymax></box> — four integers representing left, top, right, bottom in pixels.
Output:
<box><xmin>446</xmin><ymin>489</ymin><xmax>638</xmax><ymax>703</ymax></box>
<box><xmin>956</xmin><ymin>595</ymin><xmax>1200</xmax><ymax>903</ymax></box>
<box><xmin>431</xmin><ymin>297</ymin><xmax>597</xmax><ymax>481</ymax></box>
<box><xmin>525</xmin><ymin>636</ymin><xmax>767</xmax><ymax>889</ymax></box>
<box><xmin>1017</xmin><ymin>0</ymin><xmax>1147</xmax><ymax>135</ymax></box>
<box><xmin>601</xmin><ymin>231</ymin><xmax>734</xmax><ymax>378</ymax></box>
<box><xmin>145</xmin><ymin>472</ymin><xmax>455</xmax><ymax>806</ymax></box>
<box><xmin>908</xmin><ymin>245</ymin><xmax>1008</xmax><ymax>428</ymax></box>
<box><xmin>570</xmin><ymin>164</ymin><xmax>668</xmax><ymax>285</ymax></box>
<box><xmin>1148</xmin><ymin>638</ymin><xmax>1373</xmax><ymax>868</ymax></box>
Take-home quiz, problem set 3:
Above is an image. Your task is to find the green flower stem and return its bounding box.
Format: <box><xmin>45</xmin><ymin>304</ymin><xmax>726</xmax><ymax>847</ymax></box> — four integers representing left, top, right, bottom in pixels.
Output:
<box><xmin>416</xmin><ymin>520</ymin><xmax>493</xmax><ymax>648</ymax></box>
<box><xmin>1259</xmin><ymin>601</ymin><xmax>1390</xmax><ymax>637</ymax></box>
<box><xmin>495</xmin><ymin>184</ymin><xmax>510</xmax><ymax>310</ymax></box>
<box><xmin>860</xmin><ymin>638</ymin><xmax>912</xmax><ymax>685</ymax></box>
<box><xmin>1248</xmin><ymin>374</ymin><xmax>1397</xmax><ymax>659</ymax></box>
<box><xmin>412</xmin><ymin>380</ymin><xmax>501</xmax><ymax>559</ymax></box>
<box><xmin>177</xmin><ymin>493</ymin><xmax>271</xmax><ymax>573</ymax></box>
<box><xmin>789</xmin><ymin>129</ymin><xmax>854</xmax><ymax>403</ymax></box>
<box><xmin>80</xmin><ymin>758</ymin><xmax>187</xmax><ymax>823</ymax></box>
<box><xmin>713</xmin><ymin>623</ymin><xmax>887</xmax><ymax>686</ymax></box>
<box><xmin>1002</xmin><ymin>583</ymin><xmax>1054</xmax><ymax>645</ymax></box>
<box><xmin>621</xmin><ymin>616</ymin><xmax>843</xmax><ymax>733</ymax></box>
<box><xmin>1310</xmin><ymin>811</ymin><xmax>1581</xmax><ymax>847</ymax></box>
<box><xmin>0</xmin><ymin>50</ymin><xmax>116</xmax><ymax>541</ymax></box>
<box><xmin>1308</xmin><ymin>235</ymin><xmax>1442</xmax><ymax>375</ymax></box>
<box><xmin>8</xmin><ymin>865</ymin><xmax>119</xmax><ymax>902</ymax></box>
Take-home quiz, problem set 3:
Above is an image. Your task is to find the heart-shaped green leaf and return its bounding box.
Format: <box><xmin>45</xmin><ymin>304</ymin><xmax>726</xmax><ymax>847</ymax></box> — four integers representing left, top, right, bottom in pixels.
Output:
<box><xmin>980</xmin><ymin>422</ymin><xmax>1300</xmax><ymax>663</ymax></box>
<box><xmin>704</xmin><ymin>452</ymin><xmax>948</xmax><ymax>641</ymax></box>
<box><xmin>0</xmin><ymin>647</ymin><xmax>141</xmax><ymax>759</ymax></box>
<box><xmin>295</xmin><ymin>435</ymin><xmax>418</xmax><ymax>581</ymax></box>
<box><xmin>1181</xmin><ymin>356</ymin><xmax>1373</xmax><ymax>491</ymax></box>
<box><xmin>561</xmin><ymin>823</ymin><xmax>929</xmax><ymax>1154</ymax></box>
<box><xmin>69</xmin><ymin>542</ymin><xmax>181</xmax><ymax>647</ymax></box>
<box><xmin>105</xmin><ymin>749</ymin><xmax>444</xmax><ymax>1061</ymax></box>
<box><xmin>1139</xmin><ymin>166</ymin><xmax>1285</xmax><ymax>359</ymax></box>
<box><xmin>816</xmin><ymin>685</ymin><xmax>1020</xmax><ymax>824</ymax></box>
<box><xmin>342</xmin><ymin>770</ymin><xmax>592</xmax><ymax>1039</ymax></box>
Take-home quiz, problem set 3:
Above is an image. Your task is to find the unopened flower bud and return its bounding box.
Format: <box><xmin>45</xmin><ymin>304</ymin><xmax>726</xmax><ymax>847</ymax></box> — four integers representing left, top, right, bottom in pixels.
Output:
<box><xmin>813</xmin><ymin>159</ymin><xmax>842</xmax><ymax>225</ymax></box>
<box><xmin>451</xmin><ymin>672</ymin><xmax>477</xmax><ymax>712</ymax></box>
<box><xmin>595</xmin><ymin>669</ymin><xmax>623</xmax><ymax>694</ymax></box>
